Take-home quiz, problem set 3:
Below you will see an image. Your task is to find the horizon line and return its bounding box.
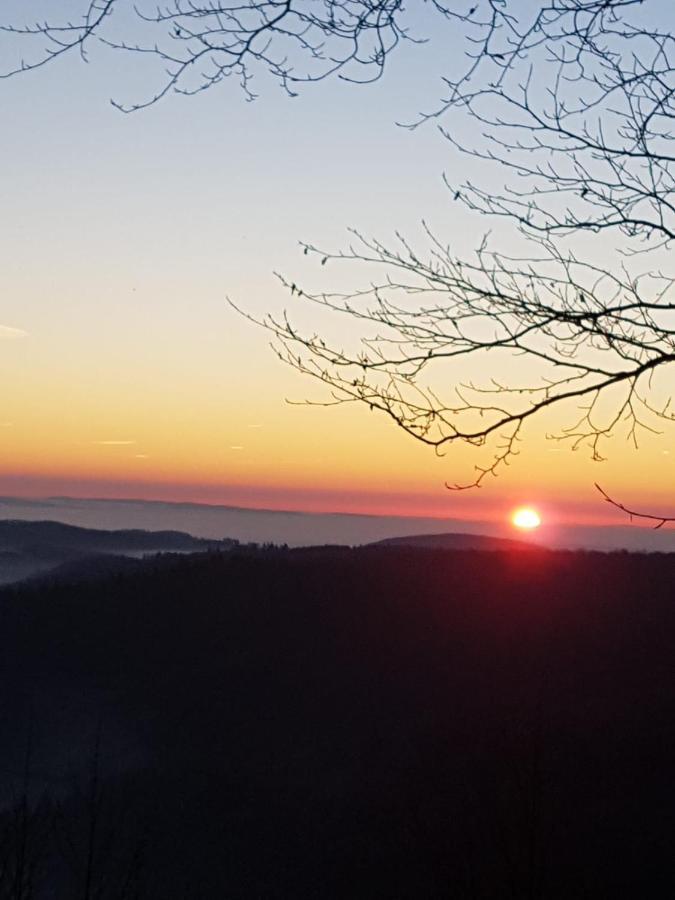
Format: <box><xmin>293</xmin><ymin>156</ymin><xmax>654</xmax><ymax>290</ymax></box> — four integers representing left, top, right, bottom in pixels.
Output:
<box><xmin>0</xmin><ymin>492</ymin><xmax>670</xmax><ymax>535</ymax></box>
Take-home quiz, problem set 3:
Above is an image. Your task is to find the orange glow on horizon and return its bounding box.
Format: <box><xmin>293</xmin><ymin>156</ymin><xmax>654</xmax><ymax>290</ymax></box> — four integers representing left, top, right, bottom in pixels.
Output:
<box><xmin>0</xmin><ymin>468</ymin><xmax>654</xmax><ymax>528</ymax></box>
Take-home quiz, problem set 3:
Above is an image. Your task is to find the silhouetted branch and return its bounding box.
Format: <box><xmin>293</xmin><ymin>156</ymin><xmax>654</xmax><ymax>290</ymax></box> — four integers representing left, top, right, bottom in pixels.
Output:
<box><xmin>429</xmin><ymin>1</ymin><xmax>675</xmax><ymax>247</ymax></box>
<box><xmin>0</xmin><ymin>1</ymin><xmax>114</xmax><ymax>78</ymax></box>
<box><xmin>595</xmin><ymin>483</ymin><xmax>675</xmax><ymax>529</ymax></box>
<box><xmin>236</xmin><ymin>0</ymin><xmax>674</xmax><ymax>502</ymax></box>
<box><xmin>235</xmin><ymin>224</ymin><xmax>675</xmax><ymax>487</ymax></box>
<box><xmin>4</xmin><ymin>0</ymin><xmax>660</xmax><ymax>135</ymax></box>
<box><xmin>0</xmin><ymin>0</ymin><xmax>444</xmax><ymax>110</ymax></box>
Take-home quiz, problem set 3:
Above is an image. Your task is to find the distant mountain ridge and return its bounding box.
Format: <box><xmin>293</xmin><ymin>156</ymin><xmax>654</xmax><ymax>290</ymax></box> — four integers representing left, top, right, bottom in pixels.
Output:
<box><xmin>0</xmin><ymin>519</ymin><xmax>237</xmax><ymax>585</ymax></box>
<box><xmin>370</xmin><ymin>532</ymin><xmax>540</xmax><ymax>552</ymax></box>
<box><xmin>0</xmin><ymin>519</ymin><xmax>234</xmax><ymax>552</ymax></box>
<box><xmin>1</xmin><ymin>495</ymin><xmax>675</xmax><ymax>552</ymax></box>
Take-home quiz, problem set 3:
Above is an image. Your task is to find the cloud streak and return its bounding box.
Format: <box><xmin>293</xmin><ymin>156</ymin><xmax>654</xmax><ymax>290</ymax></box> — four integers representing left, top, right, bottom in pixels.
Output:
<box><xmin>92</xmin><ymin>440</ymin><xmax>137</xmax><ymax>446</ymax></box>
<box><xmin>0</xmin><ymin>325</ymin><xmax>28</xmax><ymax>339</ymax></box>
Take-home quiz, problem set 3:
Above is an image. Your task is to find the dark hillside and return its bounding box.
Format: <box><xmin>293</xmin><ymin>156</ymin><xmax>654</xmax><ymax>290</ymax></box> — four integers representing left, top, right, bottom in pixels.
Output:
<box><xmin>0</xmin><ymin>519</ymin><xmax>237</xmax><ymax>585</ymax></box>
<box><xmin>0</xmin><ymin>546</ymin><xmax>674</xmax><ymax>897</ymax></box>
<box><xmin>0</xmin><ymin>519</ymin><xmax>234</xmax><ymax>553</ymax></box>
<box><xmin>370</xmin><ymin>531</ymin><xmax>535</xmax><ymax>551</ymax></box>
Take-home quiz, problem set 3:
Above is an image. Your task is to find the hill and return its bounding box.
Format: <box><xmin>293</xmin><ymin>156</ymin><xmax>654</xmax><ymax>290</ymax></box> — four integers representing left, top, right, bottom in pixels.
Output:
<box><xmin>0</xmin><ymin>544</ymin><xmax>674</xmax><ymax>897</ymax></box>
<box><xmin>0</xmin><ymin>519</ymin><xmax>237</xmax><ymax>584</ymax></box>
<box><xmin>370</xmin><ymin>531</ymin><xmax>537</xmax><ymax>551</ymax></box>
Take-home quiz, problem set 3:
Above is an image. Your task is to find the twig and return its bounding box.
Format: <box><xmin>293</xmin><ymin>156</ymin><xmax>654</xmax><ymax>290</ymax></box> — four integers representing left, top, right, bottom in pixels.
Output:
<box><xmin>595</xmin><ymin>483</ymin><xmax>675</xmax><ymax>529</ymax></box>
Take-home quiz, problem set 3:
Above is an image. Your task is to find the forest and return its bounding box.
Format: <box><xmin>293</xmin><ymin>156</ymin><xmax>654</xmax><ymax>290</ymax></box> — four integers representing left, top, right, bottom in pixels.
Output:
<box><xmin>1</xmin><ymin>543</ymin><xmax>673</xmax><ymax>898</ymax></box>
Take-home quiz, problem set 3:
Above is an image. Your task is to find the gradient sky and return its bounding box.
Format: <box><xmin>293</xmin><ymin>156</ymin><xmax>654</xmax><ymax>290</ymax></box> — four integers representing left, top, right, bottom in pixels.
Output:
<box><xmin>1</xmin><ymin>3</ymin><xmax>673</xmax><ymax>528</ymax></box>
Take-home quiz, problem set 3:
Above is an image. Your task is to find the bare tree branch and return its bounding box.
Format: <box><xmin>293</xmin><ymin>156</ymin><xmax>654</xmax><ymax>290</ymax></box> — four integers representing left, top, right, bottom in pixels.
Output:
<box><xmin>235</xmin><ymin>224</ymin><xmax>674</xmax><ymax>491</ymax></box>
<box><xmin>595</xmin><ymin>483</ymin><xmax>675</xmax><ymax>529</ymax></box>
<box><xmin>236</xmin><ymin>0</ymin><xmax>675</xmax><ymax>515</ymax></box>
<box><xmin>0</xmin><ymin>0</ymin><xmax>440</xmax><ymax>110</ymax></box>
<box><xmin>430</xmin><ymin>0</ymin><xmax>675</xmax><ymax>245</ymax></box>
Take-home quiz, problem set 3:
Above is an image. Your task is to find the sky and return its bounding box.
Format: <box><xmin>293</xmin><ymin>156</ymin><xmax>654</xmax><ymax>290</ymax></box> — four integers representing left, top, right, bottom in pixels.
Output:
<box><xmin>0</xmin><ymin>2</ymin><xmax>673</xmax><ymax>531</ymax></box>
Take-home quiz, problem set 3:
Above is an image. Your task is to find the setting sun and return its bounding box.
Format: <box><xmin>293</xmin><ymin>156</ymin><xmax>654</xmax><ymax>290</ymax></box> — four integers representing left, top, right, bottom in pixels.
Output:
<box><xmin>512</xmin><ymin>507</ymin><xmax>542</xmax><ymax>530</ymax></box>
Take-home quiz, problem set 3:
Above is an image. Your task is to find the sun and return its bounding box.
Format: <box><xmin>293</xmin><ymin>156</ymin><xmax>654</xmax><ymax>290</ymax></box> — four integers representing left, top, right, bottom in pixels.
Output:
<box><xmin>512</xmin><ymin>507</ymin><xmax>542</xmax><ymax>530</ymax></box>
